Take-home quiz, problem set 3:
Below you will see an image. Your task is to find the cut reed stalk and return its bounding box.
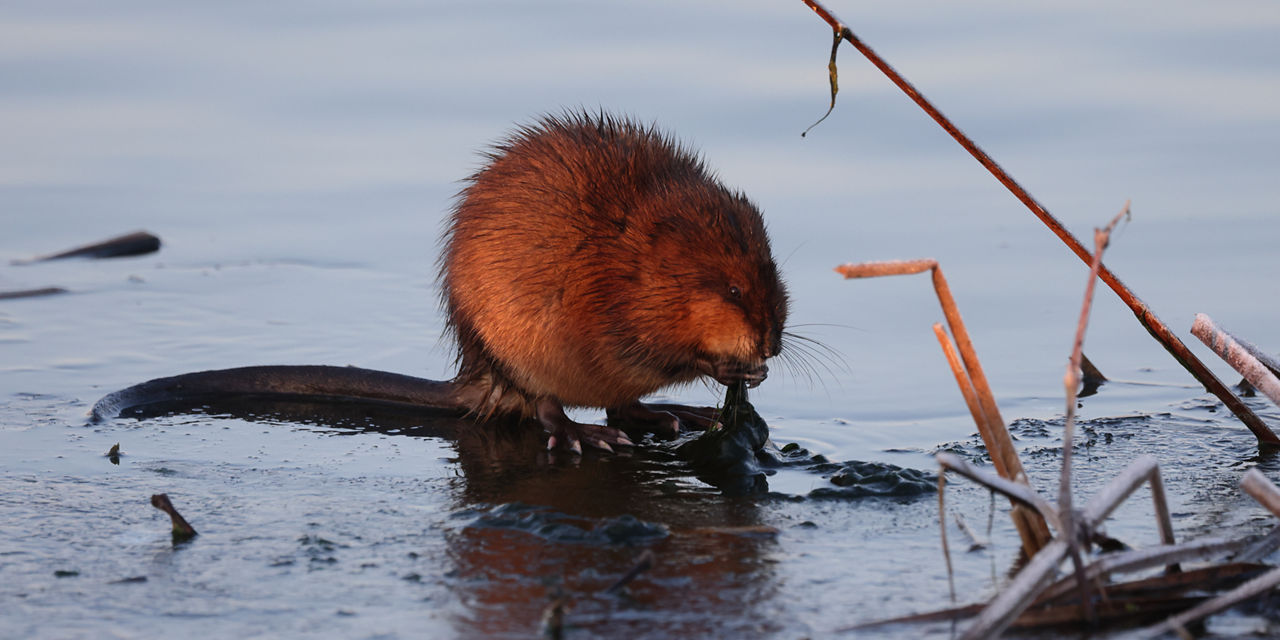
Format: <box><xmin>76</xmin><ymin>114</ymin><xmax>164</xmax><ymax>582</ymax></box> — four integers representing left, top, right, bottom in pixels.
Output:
<box><xmin>839</xmin><ymin>260</ymin><xmax>1052</xmax><ymax>555</ymax></box>
<box><xmin>1192</xmin><ymin>315</ymin><xmax>1280</xmax><ymax>409</ymax></box>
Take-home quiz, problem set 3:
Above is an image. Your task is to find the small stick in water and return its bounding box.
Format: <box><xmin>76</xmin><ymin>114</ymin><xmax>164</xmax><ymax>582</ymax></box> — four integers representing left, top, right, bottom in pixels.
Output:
<box><xmin>605</xmin><ymin>549</ymin><xmax>656</xmax><ymax>595</ymax></box>
<box><xmin>11</xmin><ymin>231</ymin><xmax>160</xmax><ymax>265</ymax></box>
<box><xmin>1192</xmin><ymin>315</ymin><xmax>1280</xmax><ymax>409</ymax></box>
<box><xmin>540</xmin><ymin>594</ymin><xmax>568</xmax><ymax>640</ymax></box>
<box><xmin>150</xmin><ymin>494</ymin><xmax>197</xmax><ymax>541</ymax></box>
<box><xmin>1078</xmin><ymin>353</ymin><xmax>1107</xmax><ymax>398</ymax></box>
<box><xmin>952</xmin><ymin>511</ymin><xmax>989</xmax><ymax>551</ymax></box>
<box><xmin>0</xmin><ymin>287</ymin><xmax>68</xmax><ymax>300</ymax></box>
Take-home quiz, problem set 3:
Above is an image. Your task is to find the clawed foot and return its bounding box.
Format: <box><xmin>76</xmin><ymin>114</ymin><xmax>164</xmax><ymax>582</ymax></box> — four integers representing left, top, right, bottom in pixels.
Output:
<box><xmin>536</xmin><ymin>398</ymin><xmax>633</xmax><ymax>454</ymax></box>
<box><xmin>606</xmin><ymin>401</ymin><xmax>725</xmax><ymax>439</ymax></box>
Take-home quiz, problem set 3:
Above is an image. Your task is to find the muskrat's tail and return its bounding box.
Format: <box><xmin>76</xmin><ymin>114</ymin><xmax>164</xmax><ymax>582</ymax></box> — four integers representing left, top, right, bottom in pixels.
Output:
<box><xmin>91</xmin><ymin>365</ymin><xmax>477</xmax><ymax>422</ymax></box>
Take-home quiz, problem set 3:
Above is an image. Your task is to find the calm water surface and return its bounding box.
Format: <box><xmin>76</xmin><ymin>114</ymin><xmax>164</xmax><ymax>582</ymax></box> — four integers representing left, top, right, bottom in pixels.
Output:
<box><xmin>2</xmin><ymin>1</ymin><xmax>1279</xmax><ymax>637</ymax></box>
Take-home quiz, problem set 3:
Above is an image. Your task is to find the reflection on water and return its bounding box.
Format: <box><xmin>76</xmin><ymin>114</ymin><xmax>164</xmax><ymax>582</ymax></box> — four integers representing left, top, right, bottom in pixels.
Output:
<box><xmin>3</xmin><ymin>0</ymin><xmax>1280</xmax><ymax>637</ymax></box>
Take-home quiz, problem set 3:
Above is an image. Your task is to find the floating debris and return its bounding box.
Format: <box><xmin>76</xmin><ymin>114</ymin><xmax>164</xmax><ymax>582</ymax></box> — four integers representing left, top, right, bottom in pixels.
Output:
<box><xmin>951</xmin><ymin>511</ymin><xmax>989</xmax><ymax>552</ymax></box>
<box><xmin>1078</xmin><ymin>353</ymin><xmax>1108</xmax><ymax>398</ymax></box>
<box><xmin>150</xmin><ymin>493</ymin><xmax>197</xmax><ymax>542</ymax></box>
<box><xmin>540</xmin><ymin>593</ymin><xmax>567</xmax><ymax>640</ymax></box>
<box><xmin>11</xmin><ymin>230</ymin><xmax>161</xmax><ymax>265</ymax></box>
<box><xmin>0</xmin><ymin>287</ymin><xmax>68</xmax><ymax>300</ymax></box>
<box><xmin>605</xmin><ymin>549</ymin><xmax>655</xmax><ymax>595</ymax></box>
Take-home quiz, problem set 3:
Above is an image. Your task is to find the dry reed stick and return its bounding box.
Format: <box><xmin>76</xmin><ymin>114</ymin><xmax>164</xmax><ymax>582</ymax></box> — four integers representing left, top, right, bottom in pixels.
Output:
<box><xmin>1241</xmin><ymin>468</ymin><xmax>1280</xmax><ymax>519</ymax></box>
<box><xmin>1037</xmin><ymin>535</ymin><xmax>1253</xmax><ymax>604</ymax></box>
<box><xmin>938</xmin><ymin>474</ymin><xmax>957</xmax><ymax>602</ymax></box>
<box><xmin>1191</xmin><ymin>314</ymin><xmax>1280</xmax><ymax>408</ymax></box>
<box><xmin>936</xmin><ymin>453</ymin><xmax>1060</xmax><ymax>532</ymax></box>
<box><xmin>1133</xmin><ymin>469</ymin><xmax>1280</xmax><ymax>638</ymax></box>
<box><xmin>1057</xmin><ymin>205</ymin><xmax>1130</xmax><ymax>624</ymax></box>
<box><xmin>933</xmin><ymin>323</ymin><xmax>986</xmax><ymax>434</ymax></box>
<box><xmin>952</xmin><ymin>511</ymin><xmax>989</xmax><ymax>551</ymax></box>
<box><xmin>840</xmin><ymin>260</ymin><xmax>1052</xmax><ymax>554</ymax></box>
<box><xmin>947</xmin><ymin>454</ymin><xmax>1175</xmax><ymax>639</ymax></box>
<box><xmin>798</xmin><ymin>0</ymin><xmax>1279</xmax><ymax>446</ymax></box>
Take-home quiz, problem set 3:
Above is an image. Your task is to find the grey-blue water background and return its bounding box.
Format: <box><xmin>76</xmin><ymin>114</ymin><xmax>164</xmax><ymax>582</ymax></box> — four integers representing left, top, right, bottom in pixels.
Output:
<box><xmin>2</xmin><ymin>1</ymin><xmax>1279</xmax><ymax>638</ymax></box>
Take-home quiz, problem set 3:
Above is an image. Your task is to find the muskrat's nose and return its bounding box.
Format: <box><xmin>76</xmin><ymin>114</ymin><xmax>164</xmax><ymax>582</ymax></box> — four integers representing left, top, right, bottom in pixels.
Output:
<box><xmin>761</xmin><ymin>334</ymin><xmax>782</xmax><ymax>359</ymax></box>
<box><xmin>743</xmin><ymin>363</ymin><xmax>769</xmax><ymax>388</ymax></box>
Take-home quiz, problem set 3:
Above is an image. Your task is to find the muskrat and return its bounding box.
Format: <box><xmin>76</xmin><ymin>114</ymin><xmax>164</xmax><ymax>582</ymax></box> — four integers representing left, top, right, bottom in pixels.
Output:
<box><xmin>92</xmin><ymin>111</ymin><xmax>789</xmax><ymax>453</ymax></box>
<box><xmin>441</xmin><ymin>111</ymin><xmax>788</xmax><ymax>451</ymax></box>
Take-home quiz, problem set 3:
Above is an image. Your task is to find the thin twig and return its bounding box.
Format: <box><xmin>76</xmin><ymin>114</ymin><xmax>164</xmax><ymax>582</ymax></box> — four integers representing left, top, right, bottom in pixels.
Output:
<box><xmin>605</xmin><ymin>549</ymin><xmax>656</xmax><ymax>594</ymax></box>
<box><xmin>939</xmin><ymin>473</ymin><xmax>957</xmax><ymax>602</ymax></box>
<box><xmin>1077</xmin><ymin>456</ymin><xmax>1175</xmax><ymax>550</ymax></box>
<box><xmin>799</xmin><ymin>0</ymin><xmax>1278</xmax><ymax>446</ymax></box>
<box><xmin>1058</xmin><ymin>204</ymin><xmax>1130</xmax><ymax>625</ymax></box>
<box><xmin>937</xmin><ymin>453</ymin><xmax>1061</xmax><ymax>533</ymax></box>
<box><xmin>960</xmin><ymin>539</ymin><xmax>1070</xmax><ymax>640</ymax></box>
<box><xmin>952</xmin><ymin>510</ymin><xmax>989</xmax><ymax>550</ymax></box>
<box><xmin>540</xmin><ymin>595</ymin><xmax>568</xmax><ymax>640</ymax></box>
<box><xmin>0</xmin><ymin>287</ymin><xmax>68</xmax><ymax>300</ymax></box>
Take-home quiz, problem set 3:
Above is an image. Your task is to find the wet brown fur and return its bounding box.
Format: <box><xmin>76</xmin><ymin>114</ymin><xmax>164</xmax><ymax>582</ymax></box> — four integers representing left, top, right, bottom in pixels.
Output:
<box><xmin>439</xmin><ymin>112</ymin><xmax>788</xmax><ymax>420</ymax></box>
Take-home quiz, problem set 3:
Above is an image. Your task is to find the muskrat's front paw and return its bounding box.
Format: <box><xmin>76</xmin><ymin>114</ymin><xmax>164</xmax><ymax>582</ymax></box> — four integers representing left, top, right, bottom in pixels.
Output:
<box><xmin>666</xmin><ymin>406</ymin><xmax>724</xmax><ymax>432</ymax></box>
<box><xmin>607</xmin><ymin>403</ymin><xmax>679</xmax><ymax>439</ymax></box>
<box><xmin>610</xmin><ymin>402</ymin><xmax>724</xmax><ymax>436</ymax></box>
<box><xmin>545</xmin><ymin>422</ymin><xmax>634</xmax><ymax>454</ymax></box>
<box><xmin>536</xmin><ymin>397</ymin><xmax>633</xmax><ymax>454</ymax></box>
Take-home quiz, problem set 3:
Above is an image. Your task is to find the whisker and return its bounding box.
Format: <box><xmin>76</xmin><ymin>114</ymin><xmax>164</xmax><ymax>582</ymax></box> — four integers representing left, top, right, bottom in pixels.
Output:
<box><xmin>781</xmin><ymin>350</ymin><xmax>821</xmax><ymax>388</ymax></box>
<box><xmin>773</xmin><ymin>330</ymin><xmax>849</xmax><ymax>392</ymax></box>
<box><xmin>784</xmin><ymin>331</ymin><xmax>849</xmax><ymax>374</ymax></box>
<box><xmin>778</xmin><ymin>241</ymin><xmax>807</xmax><ymax>268</ymax></box>
<box><xmin>787</xmin><ymin>321</ymin><xmax>865</xmax><ymax>333</ymax></box>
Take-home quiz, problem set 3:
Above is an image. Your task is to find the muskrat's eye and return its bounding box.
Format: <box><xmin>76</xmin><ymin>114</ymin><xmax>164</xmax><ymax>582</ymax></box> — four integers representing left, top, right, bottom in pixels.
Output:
<box><xmin>728</xmin><ymin>285</ymin><xmax>742</xmax><ymax>299</ymax></box>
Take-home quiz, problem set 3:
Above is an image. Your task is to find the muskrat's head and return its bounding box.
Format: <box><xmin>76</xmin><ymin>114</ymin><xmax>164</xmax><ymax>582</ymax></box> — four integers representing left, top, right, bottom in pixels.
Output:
<box><xmin>687</xmin><ymin>200</ymin><xmax>788</xmax><ymax>389</ymax></box>
<box><xmin>534</xmin><ymin>112</ymin><xmax>789</xmax><ymax>394</ymax></box>
<box><xmin>632</xmin><ymin>183</ymin><xmax>789</xmax><ymax>390</ymax></box>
